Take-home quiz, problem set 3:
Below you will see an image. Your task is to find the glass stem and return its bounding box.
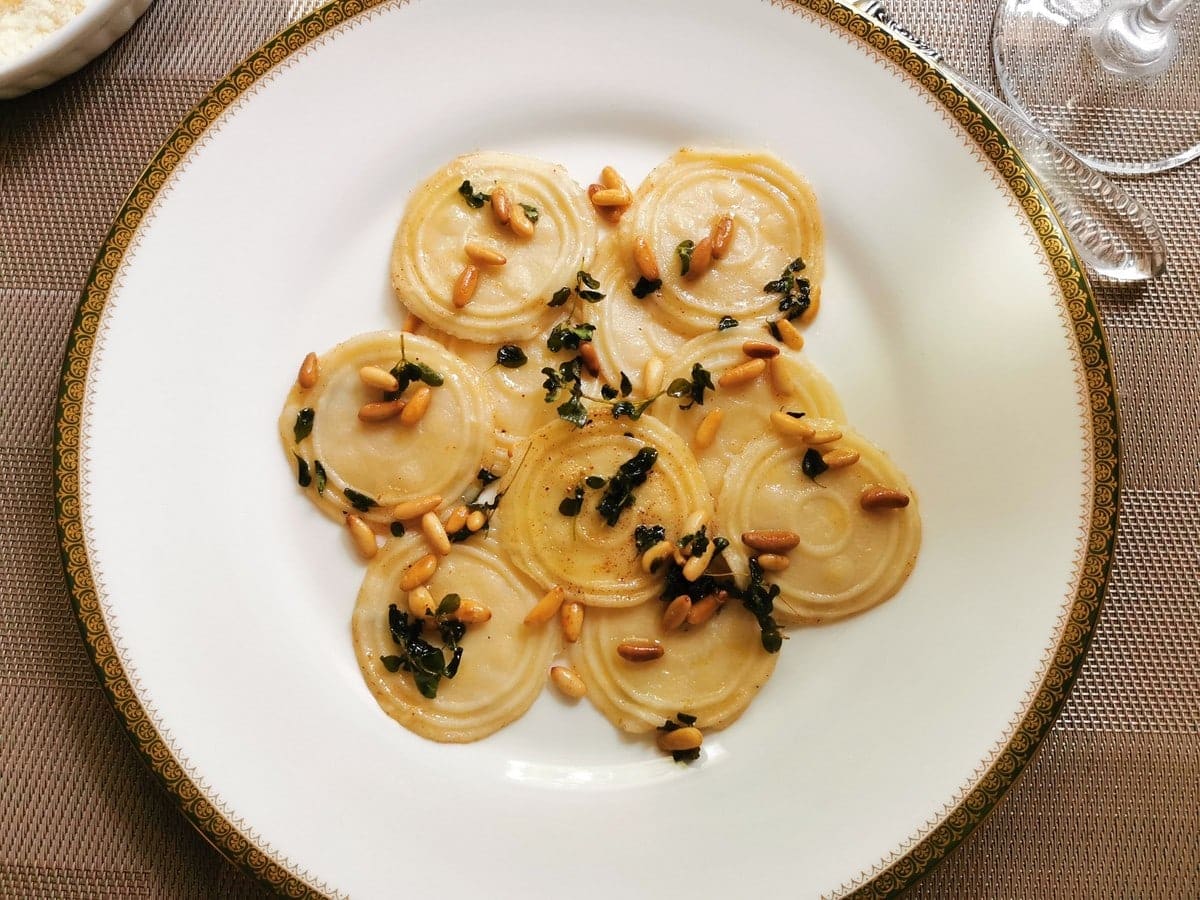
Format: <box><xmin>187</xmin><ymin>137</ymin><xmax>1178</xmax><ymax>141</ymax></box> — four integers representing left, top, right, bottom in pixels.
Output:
<box><xmin>1093</xmin><ymin>0</ymin><xmax>1191</xmax><ymax>77</ymax></box>
<box><xmin>1141</xmin><ymin>0</ymin><xmax>1191</xmax><ymax>25</ymax></box>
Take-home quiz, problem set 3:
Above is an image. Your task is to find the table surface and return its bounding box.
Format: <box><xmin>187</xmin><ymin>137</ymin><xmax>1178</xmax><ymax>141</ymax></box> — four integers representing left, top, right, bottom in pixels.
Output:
<box><xmin>2</xmin><ymin>1</ymin><xmax>1197</xmax><ymax>897</ymax></box>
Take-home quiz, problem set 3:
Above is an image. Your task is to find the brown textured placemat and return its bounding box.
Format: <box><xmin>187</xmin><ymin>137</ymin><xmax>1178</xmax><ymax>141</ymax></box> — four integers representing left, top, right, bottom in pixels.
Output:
<box><xmin>1</xmin><ymin>0</ymin><xmax>1197</xmax><ymax>896</ymax></box>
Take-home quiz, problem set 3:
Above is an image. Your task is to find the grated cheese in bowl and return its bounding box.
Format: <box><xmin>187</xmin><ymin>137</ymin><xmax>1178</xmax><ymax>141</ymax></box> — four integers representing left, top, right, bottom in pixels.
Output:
<box><xmin>0</xmin><ymin>0</ymin><xmax>90</xmax><ymax>62</ymax></box>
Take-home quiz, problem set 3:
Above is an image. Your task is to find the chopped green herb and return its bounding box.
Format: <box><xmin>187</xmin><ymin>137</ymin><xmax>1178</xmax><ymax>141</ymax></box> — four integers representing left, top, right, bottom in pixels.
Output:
<box><xmin>610</xmin><ymin>397</ymin><xmax>656</xmax><ymax>421</ymax></box>
<box><xmin>437</xmin><ymin>593</ymin><xmax>461</xmax><ymax>616</ymax></box>
<box><xmin>742</xmin><ymin>558</ymin><xmax>784</xmax><ymax>652</ymax></box>
<box><xmin>767</xmin><ymin>320</ymin><xmax>783</xmax><ymax>342</ymax></box>
<box><xmin>295</xmin><ymin>455</ymin><xmax>311</xmax><ymax>488</ymax></box>
<box><xmin>718</xmin><ymin>316</ymin><xmax>739</xmax><ymax>331</ymax></box>
<box><xmin>657</xmin><ymin>713</ymin><xmax>702</xmax><ymax>763</ymax></box>
<box><xmin>293</xmin><ymin>408</ymin><xmax>314</xmax><ymax>443</ymax></box>
<box><xmin>631</xmin><ymin>277</ymin><xmax>662</xmax><ymax>299</ymax></box>
<box><xmin>634</xmin><ymin>524</ymin><xmax>666</xmax><ymax>552</ymax></box>
<box><xmin>384</xmin><ymin>603</ymin><xmax>468</xmax><ymax>699</ymax></box>
<box><xmin>575</xmin><ymin>269</ymin><xmax>605</xmax><ymax>302</ymax></box>
<box><xmin>676</xmin><ymin>240</ymin><xmax>696</xmax><ymax>276</ymax></box>
<box><xmin>556</xmin><ymin>391</ymin><xmax>588</xmax><ymax>428</ymax></box>
<box><xmin>764</xmin><ymin>257</ymin><xmax>811</xmax><ymax>321</ymax></box>
<box><xmin>665</xmin><ymin>363</ymin><xmax>714</xmax><ymax>410</ymax></box>
<box><xmin>390</xmin><ymin>522</ymin><xmax>406</xmax><ymax>537</ymax></box>
<box><xmin>802</xmin><ymin>447</ymin><xmax>828</xmax><ymax>480</ymax></box>
<box><xmin>458</xmin><ymin>179</ymin><xmax>490</xmax><ymax>209</ymax></box>
<box><xmin>496</xmin><ymin>345</ymin><xmax>528</xmax><ymax>369</ymax></box>
<box><xmin>547</xmin><ymin>321</ymin><xmax>595</xmax><ymax>353</ymax></box>
<box><xmin>343</xmin><ymin>487</ymin><xmax>377</xmax><ymax>512</ymax></box>
<box><xmin>597</xmin><ymin>447</ymin><xmax>658</xmax><ymax>526</ymax></box>
<box><xmin>585</xmin><ymin>475</ymin><xmax>607</xmax><ymax>490</ymax></box>
<box><xmin>314</xmin><ymin>460</ymin><xmax>327</xmax><ymax>494</ymax></box>
<box><xmin>520</xmin><ymin>203</ymin><xmax>539</xmax><ymax>223</ymax></box>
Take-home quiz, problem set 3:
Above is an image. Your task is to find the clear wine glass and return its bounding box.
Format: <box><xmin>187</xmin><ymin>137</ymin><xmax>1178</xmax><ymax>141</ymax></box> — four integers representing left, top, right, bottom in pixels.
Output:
<box><xmin>993</xmin><ymin>0</ymin><xmax>1200</xmax><ymax>175</ymax></box>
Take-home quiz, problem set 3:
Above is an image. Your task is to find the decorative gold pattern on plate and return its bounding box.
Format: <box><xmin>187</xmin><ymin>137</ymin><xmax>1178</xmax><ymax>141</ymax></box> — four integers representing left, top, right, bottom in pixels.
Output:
<box><xmin>52</xmin><ymin>1</ymin><xmax>1118</xmax><ymax>897</ymax></box>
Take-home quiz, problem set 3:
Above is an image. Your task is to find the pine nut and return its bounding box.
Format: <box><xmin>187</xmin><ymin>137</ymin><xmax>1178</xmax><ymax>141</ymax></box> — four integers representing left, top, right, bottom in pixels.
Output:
<box><xmin>588</xmin><ymin>183</ymin><xmax>623</xmax><ymax>224</ymax></box>
<box><xmin>642</xmin><ymin>357</ymin><xmax>664</xmax><ymax>395</ymax></box>
<box><xmin>359</xmin><ymin>399</ymin><xmax>406</xmax><ymax>422</ymax></box>
<box><xmin>560</xmin><ymin>601</ymin><xmax>584</xmax><ymax>643</ymax></box>
<box><xmin>718</xmin><ymin>357</ymin><xmax>766</xmax><ymax>388</ymax></box>
<box><xmin>466</xmin><ymin>510</ymin><xmax>487</xmax><ymax>532</ymax></box>
<box><xmin>359</xmin><ymin>365</ymin><xmax>399</xmax><ymax>392</ymax></box>
<box><xmin>491</xmin><ymin>186</ymin><xmax>511</xmax><ymax>225</ymax></box>
<box><xmin>808</xmin><ymin>426</ymin><xmax>843</xmax><ymax>445</ymax></box>
<box><xmin>421</xmin><ymin>511</ymin><xmax>451</xmax><ymax>556</ymax></box>
<box><xmin>393</xmin><ymin>495</ymin><xmax>442</xmax><ymax>520</ymax></box>
<box><xmin>297</xmin><ymin>352</ymin><xmax>319</xmax><ymax>389</ymax></box>
<box><xmin>578</xmin><ymin>341</ymin><xmax>601</xmax><ymax>377</ymax></box>
<box><xmin>694</xmin><ymin>409</ymin><xmax>724</xmax><ymax>451</ymax></box>
<box><xmin>657</xmin><ymin>726</ymin><xmax>703</xmax><ymax>752</ymax></box>
<box><xmin>407</xmin><ymin>585</ymin><xmax>435</xmax><ymax>618</ymax></box>
<box><xmin>525</xmin><ymin>585</ymin><xmax>565</xmax><ymax>626</ymax></box>
<box><xmin>399</xmin><ymin>553</ymin><xmax>438</xmax><ymax>590</ymax></box>
<box><xmin>683</xmin><ymin>540</ymin><xmax>716</xmax><ymax>582</ymax></box>
<box><xmin>550</xmin><ymin>665</ymin><xmax>587</xmax><ymax>699</ymax></box>
<box><xmin>683</xmin><ymin>509</ymin><xmax>710</xmax><ymax>535</ymax></box>
<box><xmin>464</xmin><ymin>242</ymin><xmax>507</xmax><ymax>266</ymax></box>
<box><xmin>776</xmin><ymin>317</ymin><xmax>804</xmax><ymax>350</ymax></box>
<box><xmin>710</xmin><ymin>213</ymin><xmax>736</xmax><ymax>259</ymax></box>
<box><xmin>742</xmin><ymin>530</ymin><xmax>801</xmax><ymax>553</ymax></box>
<box><xmin>641</xmin><ymin>541</ymin><xmax>674</xmax><ymax>573</ymax></box>
<box><xmin>860</xmin><ymin>485</ymin><xmax>910</xmax><ymax>510</ymax></box>
<box><xmin>508</xmin><ymin>203</ymin><xmax>536</xmax><ymax>238</ymax></box>
<box><xmin>757</xmin><ymin>553</ymin><xmax>791</xmax><ymax>572</ymax></box>
<box><xmin>770</xmin><ymin>410</ymin><xmax>814</xmax><ymax>439</ymax></box>
<box><xmin>662</xmin><ymin>595</ymin><xmax>692</xmax><ymax>631</ymax></box>
<box><xmin>742</xmin><ymin>340</ymin><xmax>780</xmax><ymax>359</ymax></box>
<box><xmin>617</xmin><ymin>639</ymin><xmax>664</xmax><ymax>662</ymax></box>
<box><xmin>599</xmin><ymin>165</ymin><xmax>630</xmax><ymax>194</ymax></box>
<box><xmin>632</xmin><ymin>236</ymin><xmax>660</xmax><ymax>281</ymax></box>
<box><xmin>346</xmin><ymin>514</ymin><xmax>378</xmax><ymax>559</ymax></box>
<box><xmin>822</xmin><ymin>448</ymin><xmax>860</xmax><ymax>469</ymax></box>
<box><xmin>402</xmin><ymin>312</ymin><xmax>421</xmax><ymax>333</ymax></box>
<box><xmin>453</xmin><ymin>264</ymin><xmax>480</xmax><ymax>308</ymax></box>
<box><xmin>685</xmin><ymin>236</ymin><xmax>713</xmax><ymax>279</ymax></box>
<box><xmin>686</xmin><ymin>594</ymin><xmax>720</xmax><ymax>625</ymax></box>
<box><xmin>453</xmin><ymin>598</ymin><xmax>492</xmax><ymax>624</ymax></box>
<box><xmin>768</xmin><ymin>357</ymin><xmax>795</xmax><ymax>397</ymax></box>
<box><xmin>590</xmin><ymin>187</ymin><xmax>632</xmax><ymax>207</ymax></box>
<box><xmin>399</xmin><ymin>385</ymin><xmax>432</xmax><ymax>425</ymax></box>
<box><xmin>443</xmin><ymin>505</ymin><xmax>470</xmax><ymax>535</ymax></box>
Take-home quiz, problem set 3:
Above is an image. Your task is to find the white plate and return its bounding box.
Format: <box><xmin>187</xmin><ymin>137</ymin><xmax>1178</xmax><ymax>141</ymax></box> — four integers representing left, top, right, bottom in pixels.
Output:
<box><xmin>55</xmin><ymin>1</ymin><xmax>1118</xmax><ymax>896</ymax></box>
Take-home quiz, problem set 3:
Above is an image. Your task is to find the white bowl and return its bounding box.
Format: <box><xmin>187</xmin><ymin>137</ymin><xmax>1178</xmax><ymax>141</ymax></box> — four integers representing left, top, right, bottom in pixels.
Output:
<box><xmin>0</xmin><ymin>0</ymin><xmax>155</xmax><ymax>99</ymax></box>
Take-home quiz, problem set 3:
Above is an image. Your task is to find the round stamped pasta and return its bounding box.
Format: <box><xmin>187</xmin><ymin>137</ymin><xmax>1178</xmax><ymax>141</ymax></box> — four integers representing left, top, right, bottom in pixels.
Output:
<box><xmin>499</xmin><ymin>412</ymin><xmax>714</xmax><ymax>608</ymax></box>
<box><xmin>719</xmin><ymin>430</ymin><xmax>921</xmax><ymax>625</ymax></box>
<box><xmin>570</xmin><ymin>599</ymin><xmax>778</xmax><ymax>734</ymax></box>
<box><xmin>590</xmin><ymin>236</ymin><xmax>688</xmax><ymax>393</ymax></box>
<box><xmin>390</xmin><ymin>152</ymin><xmax>597</xmax><ymax>342</ymax></box>
<box><xmin>352</xmin><ymin>535</ymin><xmax>560</xmax><ymax>742</ymax></box>
<box><xmin>618</xmin><ymin>148</ymin><xmax>823</xmax><ymax>335</ymax></box>
<box><xmin>279</xmin><ymin>331</ymin><xmax>494</xmax><ymax>525</ymax></box>
<box><xmin>656</xmin><ymin>330</ymin><xmax>845</xmax><ymax>497</ymax></box>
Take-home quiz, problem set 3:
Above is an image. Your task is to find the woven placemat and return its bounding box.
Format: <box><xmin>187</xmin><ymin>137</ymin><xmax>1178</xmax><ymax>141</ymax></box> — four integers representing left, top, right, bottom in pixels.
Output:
<box><xmin>1</xmin><ymin>0</ymin><xmax>1196</xmax><ymax>896</ymax></box>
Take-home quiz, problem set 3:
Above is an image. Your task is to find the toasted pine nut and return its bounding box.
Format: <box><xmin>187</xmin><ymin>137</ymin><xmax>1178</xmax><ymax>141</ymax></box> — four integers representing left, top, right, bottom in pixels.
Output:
<box><xmin>657</xmin><ymin>726</ymin><xmax>703</xmax><ymax>752</ymax></box>
<box><xmin>399</xmin><ymin>385</ymin><xmax>432</xmax><ymax>425</ymax></box>
<box><xmin>710</xmin><ymin>213</ymin><xmax>736</xmax><ymax>259</ymax></box>
<box><xmin>683</xmin><ymin>540</ymin><xmax>716</xmax><ymax>582</ymax></box>
<box><xmin>742</xmin><ymin>340</ymin><xmax>780</xmax><ymax>359</ymax></box>
<box><xmin>617</xmin><ymin>639</ymin><xmax>664</xmax><ymax>662</ymax></box>
<box><xmin>694</xmin><ymin>409</ymin><xmax>724</xmax><ymax>451</ymax></box>
<box><xmin>578</xmin><ymin>341</ymin><xmax>601</xmax><ymax>377</ymax></box>
<box><xmin>767</xmin><ymin>357</ymin><xmax>795</xmax><ymax>397</ymax></box>
<box><xmin>588</xmin><ymin>183</ymin><xmax>623</xmax><ymax>224</ymax></box>
<box><xmin>642</xmin><ymin>357</ymin><xmax>665</xmax><ymax>395</ymax></box>
<box><xmin>525</xmin><ymin>585</ymin><xmax>565</xmax><ymax>626</ymax></box>
<box><xmin>407</xmin><ymin>585</ymin><xmax>435</xmax><ymax>618</ymax></box>
<box><xmin>775</xmin><ymin>317</ymin><xmax>804</xmax><ymax>350</ymax></box>
<box><xmin>398</xmin><ymin>553</ymin><xmax>438</xmax><ymax>591</ymax></box>
<box><xmin>508</xmin><ymin>203</ymin><xmax>535</xmax><ymax>238</ymax></box>
<box><xmin>742</xmin><ymin>530</ymin><xmax>801</xmax><ymax>553</ymax></box>
<box><xmin>453</xmin><ymin>598</ymin><xmax>492</xmax><ymax>624</ymax></box>
<box><xmin>757</xmin><ymin>553</ymin><xmax>791</xmax><ymax>572</ymax></box>
<box><xmin>718</xmin><ymin>357</ymin><xmax>766</xmax><ymax>388</ymax></box>
<box><xmin>402</xmin><ymin>312</ymin><xmax>421</xmax><ymax>333</ymax></box>
<box><xmin>359</xmin><ymin>365</ymin><xmax>399</xmax><ymax>392</ymax></box>
<box><xmin>662</xmin><ymin>595</ymin><xmax>692</xmax><ymax>632</ymax></box>
<box><xmin>421</xmin><ymin>511</ymin><xmax>451</xmax><ymax>556</ymax></box>
<box><xmin>685</xmin><ymin>236</ymin><xmax>713</xmax><ymax>279</ymax></box>
<box><xmin>822</xmin><ymin>448</ymin><xmax>860</xmax><ymax>469</ymax></box>
<box><xmin>673</xmin><ymin>547</ymin><xmax>688</xmax><ymax>567</ymax></box>
<box><xmin>860</xmin><ymin>485</ymin><xmax>911</xmax><ymax>510</ymax></box>
<box><xmin>346</xmin><ymin>514</ymin><xmax>378</xmax><ymax>559</ymax></box>
<box><xmin>632</xmin><ymin>236</ymin><xmax>660</xmax><ymax>281</ymax></box>
<box><xmin>466</xmin><ymin>510</ymin><xmax>487</xmax><ymax>532</ymax></box>
<box><xmin>560</xmin><ymin>601</ymin><xmax>584</xmax><ymax>643</ymax></box>
<box><xmin>599</xmin><ymin>165</ymin><xmax>630</xmax><ymax>193</ymax></box>
<box><xmin>464</xmin><ymin>242</ymin><xmax>507</xmax><ymax>266</ymax></box>
<box><xmin>490</xmin><ymin>186</ymin><xmax>511</xmax><ymax>225</ymax></box>
<box><xmin>686</xmin><ymin>594</ymin><xmax>720</xmax><ymax>625</ymax></box>
<box><xmin>683</xmin><ymin>508</ymin><xmax>710</xmax><ymax>535</ymax></box>
<box><xmin>453</xmin><ymin>264</ymin><xmax>480</xmax><ymax>308</ymax></box>
<box><xmin>590</xmin><ymin>187</ymin><xmax>632</xmax><ymax>207</ymax></box>
<box><xmin>393</xmin><ymin>494</ymin><xmax>442</xmax><ymax>520</ymax></box>
<box><xmin>770</xmin><ymin>410</ymin><xmax>814</xmax><ymax>439</ymax></box>
<box><xmin>808</xmin><ymin>426</ymin><xmax>843</xmax><ymax>445</ymax></box>
<box><xmin>443</xmin><ymin>505</ymin><xmax>470</xmax><ymax>534</ymax></box>
<box><xmin>641</xmin><ymin>541</ymin><xmax>674</xmax><ymax>573</ymax></box>
<box><xmin>297</xmin><ymin>352</ymin><xmax>319</xmax><ymax>389</ymax></box>
<box><xmin>358</xmin><ymin>399</ymin><xmax>406</xmax><ymax>422</ymax></box>
<box><xmin>550</xmin><ymin>665</ymin><xmax>587</xmax><ymax>699</ymax></box>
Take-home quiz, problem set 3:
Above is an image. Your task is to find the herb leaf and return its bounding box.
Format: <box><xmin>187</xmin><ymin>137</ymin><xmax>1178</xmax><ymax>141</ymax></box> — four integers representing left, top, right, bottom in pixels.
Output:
<box><xmin>742</xmin><ymin>559</ymin><xmax>784</xmax><ymax>653</ymax></box>
<box><xmin>802</xmin><ymin>447</ymin><xmax>829</xmax><ymax>480</ymax></box>
<box><xmin>293</xmin><ymin>408</ymin><xmax>314</xmax><ymax>443</ymax></box>
<box><xmin>558</xmin><ymin>485</ymin><xmax>585</xmax><ymax>517</ymax></box>
<box><xmin>556</xmin><ymin>391</ymin><xmax>589</xmax><ymax>428</ymax></box>
<box><xmin>619</xmin><ymin>371</ymin><xmax>633</xmax><ymax>397</ymax></box>
<box><xmin>718</xmin><ymin>315</ymin><xmax>739</xmax><ymax>331</ymax></box>
<box><xmin>458</xmin><ymin>179</ymin><xmax>490</xmax><ymax>208</ymax></box>
<box><xmin>585</xmin><ymin>475</ymin><xmax>607</xmax><ymax>490</ymax></box>
<box><xmin>295</xmin><ymin>455</ymin><xmax>311</xmax><ymax>488</ymax></box>
<box><xmin>314</xmin><ymin>460</ymin><xmax>327</xmax><ymax>494</ymax></box>
<box><xmin>384</xmin><ymin>602</ymin><xmax>472</xmax><ymax>699</ymax></box>
<box><xmin>477</xmin><ymin>468</ymin><xmax>499</xmax><ymax>485</ymax></box>
<box><xmin>343</xmin><ymin>487</ymin><xmax>377</xmax><ymax>512</ymax></box>
<box><xmin>390</xmin><ymin>522</ymin><xmax>406</xmax><ymax>537</ymax></box>
<box><xmin>596</xmin><ymin>447</ymin><xmax>658</xmax><ymax>526</ymax></box>
<box><xmin>496</xmin><ymin>345</ymin><xmax>528</xmax><ymax>369</ymax></box>
<box><xmin>601</xmin><ymin>383</ymin><xmax>618</xmax><ymax>401</ymax></box>
<box><xmin>676</xmin><ymin>240</ymin><xmax>695</xmax><ymax>276</ymax></box>
<box><xmin>764</xmin><ymin>256</ymin><xmax>812</xmax><ymax>321</ymax></box>
<box><xmin>548</xmin><ymin>286</ymin><xmax>572</xmax><ymax>308</ymax></box>
<box><xmin>631</xmin><ymin>277</ymin><xmax>662</xmax><ymax>299</ymax></box>
<box><xmin>634</xmin><ymin>524</ymin><xmax>666</xmax><ymax>552</ymax></box>
<box><xmin>520</xmin><ymin>203</ymin><xmax>539</xmax><ymax>223</ymax></box>
<box><xmin>547</xmin><ymin>321</ymin><xmax>595</xmax><ymax>353</ymax></box>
